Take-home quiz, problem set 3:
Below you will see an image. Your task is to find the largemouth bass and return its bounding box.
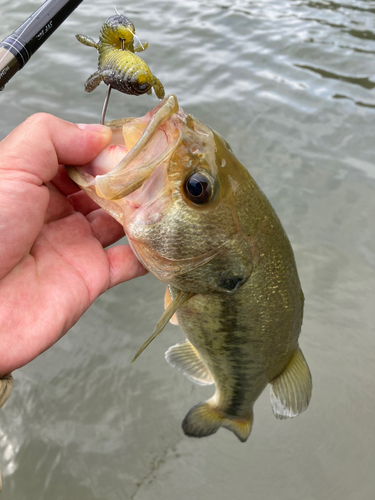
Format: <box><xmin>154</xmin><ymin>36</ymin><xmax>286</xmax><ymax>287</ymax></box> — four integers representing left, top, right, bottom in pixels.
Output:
<box><xmin>67</xmin><ymin>95</ymin><xmax>312</xmax><ymax>442</ymax></box>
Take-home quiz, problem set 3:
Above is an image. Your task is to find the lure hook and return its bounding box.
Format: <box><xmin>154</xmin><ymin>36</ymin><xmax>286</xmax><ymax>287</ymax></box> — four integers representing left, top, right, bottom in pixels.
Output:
<box><xmin>101</xmin><ymin>84</ymin><xmax>112</xmax><ymax>124</ymax></box>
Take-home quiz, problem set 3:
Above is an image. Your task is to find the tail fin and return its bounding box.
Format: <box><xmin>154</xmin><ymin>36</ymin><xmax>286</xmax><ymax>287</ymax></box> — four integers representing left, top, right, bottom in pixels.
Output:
<box><xmin>182</xmin><ymin>401</ymin><xmax>253</xmax><ymax>442</ymax></box>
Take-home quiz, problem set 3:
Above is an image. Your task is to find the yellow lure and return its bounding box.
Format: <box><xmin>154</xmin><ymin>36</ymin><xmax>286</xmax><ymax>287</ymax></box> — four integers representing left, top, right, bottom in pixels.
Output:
<box><xmin>76</xmin><ymin>14</ymin><xmax>165</xmax><ymax>99</ymax></box>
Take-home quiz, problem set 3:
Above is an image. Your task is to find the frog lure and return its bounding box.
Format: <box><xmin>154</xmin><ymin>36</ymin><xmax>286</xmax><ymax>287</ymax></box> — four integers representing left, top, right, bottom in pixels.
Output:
<box><xmin>76</xmin><ymin>12</ymin><xmax>165</xmax><ymax>121</ymax></box>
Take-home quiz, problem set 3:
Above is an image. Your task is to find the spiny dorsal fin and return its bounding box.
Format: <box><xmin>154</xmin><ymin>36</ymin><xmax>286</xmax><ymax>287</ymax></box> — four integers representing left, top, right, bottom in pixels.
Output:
<box><xmin>131</xmin><ymin>291</ymin><xmax>194</xmax><ymax>363</ymax></box>
<box><xmin>270</xmin><ymin>347</ymin><xmax>312</xmax><ymax>420</ymax></box>
<box><xmin>165</xmin><ymin>340</ymin><xmax>214</xmax><ymax>386</ymax></box>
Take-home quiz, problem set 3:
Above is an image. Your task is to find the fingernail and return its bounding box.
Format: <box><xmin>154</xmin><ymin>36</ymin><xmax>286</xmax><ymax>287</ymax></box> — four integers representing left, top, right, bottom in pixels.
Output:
<box><xmin>77</xmin><ymin>123</ymin><xmax>111</xmax><ymax>135</ymax></box>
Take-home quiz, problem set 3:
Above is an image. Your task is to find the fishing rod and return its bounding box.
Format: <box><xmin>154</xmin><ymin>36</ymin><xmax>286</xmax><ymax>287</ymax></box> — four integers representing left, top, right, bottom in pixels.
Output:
<box><xmin>0</xmin><ymin>0</ymin><xmax>84</xmax><ymax>91</ymax></box>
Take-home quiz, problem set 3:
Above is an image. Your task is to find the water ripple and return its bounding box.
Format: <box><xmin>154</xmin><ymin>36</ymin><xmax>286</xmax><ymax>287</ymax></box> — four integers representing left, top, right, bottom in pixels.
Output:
<box><xmin>295</xmin><ymin>64</ymin><xmax>375</xmax><ymax>90</ymax></box>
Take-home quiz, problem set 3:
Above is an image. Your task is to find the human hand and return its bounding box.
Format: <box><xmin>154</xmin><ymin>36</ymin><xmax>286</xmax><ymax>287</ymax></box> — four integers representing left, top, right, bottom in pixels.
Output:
<box><xmin>0</xmin><ymin>113</ymin><xmax>147</xmax><ymax>378</ymax></box>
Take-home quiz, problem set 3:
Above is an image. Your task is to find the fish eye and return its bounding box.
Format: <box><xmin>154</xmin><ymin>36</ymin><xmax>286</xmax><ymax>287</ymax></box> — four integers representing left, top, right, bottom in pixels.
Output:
<box><xmin>184</xmin><ymin>172</ymin><xmax>214</xmax><ymax>205</ymax></box>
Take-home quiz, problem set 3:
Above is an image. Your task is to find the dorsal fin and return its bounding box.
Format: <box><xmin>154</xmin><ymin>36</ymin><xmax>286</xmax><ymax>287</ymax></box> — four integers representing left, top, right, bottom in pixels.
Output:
<box><xmin>165</xmin><ymin>340</ymin><xmax>214</xmax><ymax>386</ymax></box>
<box><xmin>269</xmin><ymin>347</ymin><xmax>312</xmax><ymax>419</ymax></box>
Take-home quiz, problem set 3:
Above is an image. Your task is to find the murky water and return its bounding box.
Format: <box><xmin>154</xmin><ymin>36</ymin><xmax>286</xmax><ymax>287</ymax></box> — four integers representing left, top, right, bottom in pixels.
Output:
<box><xmin>1</xmin><ymin>0</ymin><xmax>374</xmax><ymax>498</ymax></box>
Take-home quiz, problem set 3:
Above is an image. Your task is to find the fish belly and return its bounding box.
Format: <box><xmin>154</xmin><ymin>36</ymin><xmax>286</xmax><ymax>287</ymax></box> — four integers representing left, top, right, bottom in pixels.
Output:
<box><xmin>171</xmin><ymin>276</ymin><xmax>301</xmax><ymax>441</ymax></box>
<box><xmin>174</xmin><ymin>292</ymin><xmax>266</xmax><ymax>437</ymax></box>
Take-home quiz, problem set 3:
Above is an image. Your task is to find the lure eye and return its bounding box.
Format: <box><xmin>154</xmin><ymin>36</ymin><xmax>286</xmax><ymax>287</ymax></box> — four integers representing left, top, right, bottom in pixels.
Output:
<box><xmin>137</xmin><ymin>82</ymin><xmax>149</xmax><ymax>91</ymax></box>
<box><xmin>136</xmin><ymin>75</ymin><xmax>150</xmax><ymax>92</ymax></box>
<box><xmin>184</xmin><ymin>172</ymin><xmax>213</xmax><ymax>205</ymax></box>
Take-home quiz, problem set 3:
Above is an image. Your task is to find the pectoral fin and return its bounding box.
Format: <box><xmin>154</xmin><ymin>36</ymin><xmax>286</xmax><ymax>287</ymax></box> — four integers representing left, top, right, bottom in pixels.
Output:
<box><xmin>131</xmin><ymin>291</ymin><xmax>194</xmax><ymax>363</ymax></box>
<box><xmin>164</xmin><ymin>286</ymin><xmax>178</xmax><ymax>325</ymax></box>
<box><xmin>270</xmin><ymin>348</ymin><xmax>312</xmax><ymax>420</ymax></box>
<box><xmin>165</xmin><ymin>340</ymin><xmax>214</xmax><ymax>386</ymax></box>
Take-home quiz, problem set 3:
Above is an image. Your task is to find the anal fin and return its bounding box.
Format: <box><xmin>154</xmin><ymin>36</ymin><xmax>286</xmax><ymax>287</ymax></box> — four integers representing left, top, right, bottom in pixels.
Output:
<box><xmin>182</xmin><ymin>400</ymin><xmax>253</xmax><ymax>442</ymax></box>
<box><xmin>165</xmin><ymin>340</ymin><xmax>214</xmax><ymax>386</ymax></box>
<box><xmin>270</xmin><ymin>347</ymin><xmax>312</xmax><ymax>420</ymax></box>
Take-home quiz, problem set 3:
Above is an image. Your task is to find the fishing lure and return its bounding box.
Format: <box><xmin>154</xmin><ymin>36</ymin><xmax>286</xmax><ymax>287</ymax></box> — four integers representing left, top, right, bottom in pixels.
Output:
<box><xmin>76</xmin><ymin>13</ymin><xmax>165</xmax><ymax>121</ymax></box>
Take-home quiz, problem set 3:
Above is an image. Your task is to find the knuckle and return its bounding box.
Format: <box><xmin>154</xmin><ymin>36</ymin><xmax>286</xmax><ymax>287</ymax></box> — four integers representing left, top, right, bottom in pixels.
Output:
<box><xmin>23</xmin><ymin>112</ymin><xmax>55</xmax><ymax>129</ymax></box>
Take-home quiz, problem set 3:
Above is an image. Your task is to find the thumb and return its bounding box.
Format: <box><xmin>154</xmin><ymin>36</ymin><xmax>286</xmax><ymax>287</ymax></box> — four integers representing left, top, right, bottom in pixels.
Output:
<box><xmin>0</xmin><ymin>113</ymin><xmax>112</xmax><ymax>184</ymax></box>
<box><xmin>0</xmin><ymin>114</ymin><xmax>112</xmax><ymax>280</ymax></box>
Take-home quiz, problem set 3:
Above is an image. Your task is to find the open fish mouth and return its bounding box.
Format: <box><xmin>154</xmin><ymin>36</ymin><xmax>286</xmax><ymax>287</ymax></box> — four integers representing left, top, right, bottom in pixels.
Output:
<box><xmin>67</xmin><ymin>94</ymin><xmax>253</xmax><ymax>293</ymax></box>
<box><xmin>66</xmin><ymin>94</ymin><xmax>182</xmax><ymax>226</ymax></box>
<box><xmin>66</xmin><ymin>94</ymin><xmax>229</xmax><ymax>284</ymax></box>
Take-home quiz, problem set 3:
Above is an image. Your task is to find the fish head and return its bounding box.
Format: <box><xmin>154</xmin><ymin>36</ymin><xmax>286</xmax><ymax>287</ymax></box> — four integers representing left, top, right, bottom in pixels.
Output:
<box><xmin>67</xmin><ymin>95</ymin><xmax>259</xmax><ymax>294</ymax></box>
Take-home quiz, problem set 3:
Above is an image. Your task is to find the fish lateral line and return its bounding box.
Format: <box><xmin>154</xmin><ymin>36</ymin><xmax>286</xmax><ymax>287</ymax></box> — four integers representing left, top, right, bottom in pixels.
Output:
<box><xmin>131</xmin><ymin>291</ymin><xmax>195</xmax><ymax>363</ymax></box>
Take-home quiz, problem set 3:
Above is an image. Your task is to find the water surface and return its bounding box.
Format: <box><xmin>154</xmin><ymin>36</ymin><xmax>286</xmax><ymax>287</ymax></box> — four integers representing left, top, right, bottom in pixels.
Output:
<box><xmin>0</xmin><ymin>0</ymin><xmax>374</xmax><ymax>499</ymax></box>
